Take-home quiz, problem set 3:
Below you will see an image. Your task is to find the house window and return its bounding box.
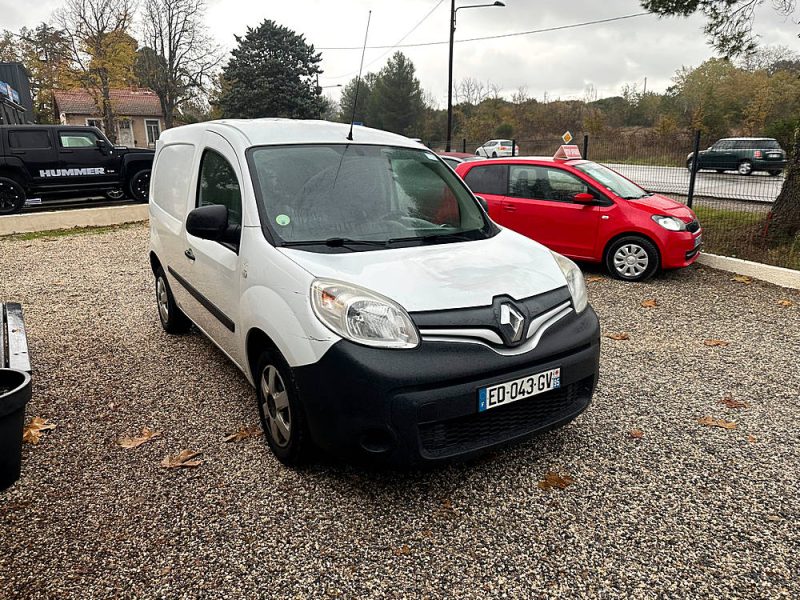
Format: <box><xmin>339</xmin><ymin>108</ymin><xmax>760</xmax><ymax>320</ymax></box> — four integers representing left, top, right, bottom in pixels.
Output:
<box><xmin>86</xmin><ymin>118</ymin><xmax>103</xmax><ymax>130</ymax></box>
<box><xmin>145</xmin><ymin>119</ymin><xmax>161</xmax><ymax>147</ymax></box>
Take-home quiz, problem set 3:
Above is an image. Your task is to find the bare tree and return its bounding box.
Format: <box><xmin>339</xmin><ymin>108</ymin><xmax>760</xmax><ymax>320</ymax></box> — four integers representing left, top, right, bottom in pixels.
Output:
<box><xmin>58</xmin><ymin>0</ymin><xmax>137</xmax><ymax>142</ymax></box>
<box><xmin>456</xmin><ymin>77</ymin><xmax>489</xmax><ymax>106</ymax></box>
<box><xmin>138</xmin><ymin>0</ymin><xmax>221</xmax><ymax>128</ymax></box>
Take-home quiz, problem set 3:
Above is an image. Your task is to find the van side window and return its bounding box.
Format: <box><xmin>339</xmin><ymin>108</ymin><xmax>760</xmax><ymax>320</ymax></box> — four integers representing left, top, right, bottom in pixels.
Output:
<box><xmin>464</xmin><ymin>164</ymin><xmax>508</xmax><ymax>196</ymax></box>
<box><xmin>197</xmin><ymin>149</ymin><xmax>242</xmax><ymax>229</ymax></box>
<box><xmin>9</xmin><ymin>130</ymin><xmax>52</xmax><ymax>149</ymax></box>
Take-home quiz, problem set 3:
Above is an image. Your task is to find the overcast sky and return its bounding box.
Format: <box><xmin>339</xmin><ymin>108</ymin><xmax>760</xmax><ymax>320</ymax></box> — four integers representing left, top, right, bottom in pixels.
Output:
<box><xmin>2</xmin><ymin>0</ymin><xmax>798</xmax><ymax>106</ymax></box>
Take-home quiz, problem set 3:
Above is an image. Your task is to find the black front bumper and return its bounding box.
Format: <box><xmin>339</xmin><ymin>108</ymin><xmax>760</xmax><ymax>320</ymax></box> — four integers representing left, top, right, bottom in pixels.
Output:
<box><xmin>294</xmin><ymin>306</ymin><xmax>600</xmax><ymax>465</ymax></box>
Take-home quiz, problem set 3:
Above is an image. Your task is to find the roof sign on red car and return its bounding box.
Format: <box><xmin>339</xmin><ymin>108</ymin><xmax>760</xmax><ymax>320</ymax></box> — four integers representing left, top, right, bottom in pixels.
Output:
<box><xmin>554</xmin><ymin>145</ymin><xmax>581</xmax><ymax>160</ymax></box>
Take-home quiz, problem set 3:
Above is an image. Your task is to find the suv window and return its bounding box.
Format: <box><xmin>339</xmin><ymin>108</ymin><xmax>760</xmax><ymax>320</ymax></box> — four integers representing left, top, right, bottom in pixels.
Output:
<box><xmin>8</xmin><ymin>130</ymin><xmax>51</xmax><ymax>149</ymax></box>
<box><xmin>197</xmin><ymin>149</ymin><xmax>242</xmax><ymax>229</ymax></box>
<box><xmin>464</xmin><ymin>164</ymin><xmax>508</xmax><ymax>196</ymax></box>
<box><xmin>59</xmin><ymin>131</ymin><xmax>99</xmax><ymax>148</ymax></box>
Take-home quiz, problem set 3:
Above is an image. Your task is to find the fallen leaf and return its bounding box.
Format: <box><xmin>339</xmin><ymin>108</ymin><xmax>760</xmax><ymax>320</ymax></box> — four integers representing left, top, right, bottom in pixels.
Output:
<box><xmin>731</xmin><ymin>274</ymin><xmax>752</xmax><ymax>284</ymax></box>
<box><xmin>586</xmin><ymin>275</ymin><xmax>604</xmax><ymax>283</ymax></box>
<box><xmin>222</xmin><ymin>425</ymin><xmax>262</xmax><ymax>443</ymax></box>
<box><xmin>704</xmin><ymin>339</ymin><xmax>729</xmax><ymax>347</ymax></box>
<box><xmin>161</xmin><ymin>450</ymin><xmax>204</xmax><ymax>469</ymax></box>
<box><xmin>393</xmin><ymin>544</ymin><xmax>411</xmax><ymax>556</ymax></box>
<box><xmin>629</xmin><ymin>429</ymin><xmax>644</xmax><ymax>439</ymax></box>
<box><xmin>604</xmin><ymin>332</ymin><xmax>630</xmax><ymax>341</ymax></box>
<box><xmin>719</xmin><ymin>395</ymin><xmax>748</xmax><ymax>409</ymax></box>
<box><xmin>747</xmin><ymin>435</ymin><xmax>757</xmax><ymax>443</ymax></box>
<box><xmin>421</xmin><ymin>530</ymin><xmax>433</xmax><ymax>538</ymax></box>
<box><xmin>697</xmin><ymin>416</ymin><xmax>736</xmax><ymax>430</ymax></box>
<box><xmin>117</xmin><ymin>427</ymin><xmax>161</xmax><ymax>449</ymax></box>
<box><xmin>538</xmin><ymin>471</ymin><xmax>575</xmax><ymax>490</ymax></box>
<box><xmin>777</xmin><ymin>299</ymin><xmax>794</xmax><ymax>308</ymax></box>
<box><xmin>160</xmin><ymin>566</ymin><xmax>173</xmax><ymax>576</ymax></box>
<box><xmin>640</xmin><ymin>298</ymin><xmax>658</xmax><ymax>309</ymax></box>
<box><xmin>22</xmin><ymin>417</ymin><xmax>57</xmax><ymax>445</ymax></box>
<box><xmin>440</xmin><ymin>499</ymin><xmax>454</xmax><ymax>511</ymax></box>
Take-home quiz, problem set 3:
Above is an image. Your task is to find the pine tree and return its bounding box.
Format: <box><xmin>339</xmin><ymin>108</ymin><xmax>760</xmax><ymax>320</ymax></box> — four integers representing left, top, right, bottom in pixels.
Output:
<box><xmin>219</xmin><ymin>20</ymin><xmax>323</xmax><ymax>119</ymax></box>
<box><xmin>367</xmin><ymin>52</ymin><xmax>424</xmax><ymax>136</ymax></box>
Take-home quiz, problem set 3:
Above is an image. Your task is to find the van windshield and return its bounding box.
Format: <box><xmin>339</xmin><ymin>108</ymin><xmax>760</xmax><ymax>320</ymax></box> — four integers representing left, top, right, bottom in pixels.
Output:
<box><xmin>248</xmin><ymin>144</ymin><xmax>493</xmax><ymax>249</ymax></box>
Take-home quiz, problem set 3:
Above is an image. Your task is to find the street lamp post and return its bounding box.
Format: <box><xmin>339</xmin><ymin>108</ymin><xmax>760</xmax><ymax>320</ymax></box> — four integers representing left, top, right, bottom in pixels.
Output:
<box><xmin>445</xmin><ymin>0</ymin><xmax>504</xmax><ymax>152</ymax></box>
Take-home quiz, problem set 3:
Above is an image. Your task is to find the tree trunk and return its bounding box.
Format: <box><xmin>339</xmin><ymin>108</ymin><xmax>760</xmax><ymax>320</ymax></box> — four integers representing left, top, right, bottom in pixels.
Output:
<box><xmin>768</xmin><ymin>126</ymin><xmax>800</xmax><ymax>242</ymax></box>
<box><xmin>101</xmin><ymin>78</ymin><xmax>117</xmax><ymax>143</ymax></box>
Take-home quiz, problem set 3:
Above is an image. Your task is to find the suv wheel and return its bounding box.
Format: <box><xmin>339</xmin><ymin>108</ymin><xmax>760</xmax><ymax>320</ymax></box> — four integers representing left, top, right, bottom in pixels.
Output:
<box><xmin>155</xmin><ymin>267</ymin><xmax>192</xmax><ymax>333</ymax></box>
<box><xmin>737</xmin><ymin>160</ymin><xmax>753</xmax><ymax>176</ymax></box>
<box><xmin>128</xmin><ymin>169</ymin><xmax>151</xmax><ymax>202</ymax></box>
<box><xmin>0</xmin><ymin>177</ymin><xmax>26</xmax><ymax>215</ymax></box>
<box><xmin>255</xmin><ymin>350</ymin><xmax>311</xmax><ymax>466</ymax></box>
<box><xmin>605</xmin><ymin>236</ymin><xmax>660</xmax><ymax>282</ymax></box>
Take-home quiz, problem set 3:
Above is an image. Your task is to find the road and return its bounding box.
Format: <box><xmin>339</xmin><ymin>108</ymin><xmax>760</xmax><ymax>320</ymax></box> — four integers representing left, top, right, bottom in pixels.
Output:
<box><xmin>605</xmin><ymin>163</ymin><xmax>784</xmax><ymax>203</ymax></box>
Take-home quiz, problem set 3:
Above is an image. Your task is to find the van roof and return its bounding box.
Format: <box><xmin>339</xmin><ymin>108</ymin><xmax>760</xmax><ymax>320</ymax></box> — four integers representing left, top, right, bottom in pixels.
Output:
<box><xmin>161</xmin><ymin>118</ymin><xmax>424</xmax><ymax>149</ymax></box>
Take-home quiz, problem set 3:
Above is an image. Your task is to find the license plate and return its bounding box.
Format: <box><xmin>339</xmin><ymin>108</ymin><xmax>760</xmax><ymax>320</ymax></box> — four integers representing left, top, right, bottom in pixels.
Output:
<box><xmin>694</xmin><ymin>234</ymin><xmax>703</xmax><ymax>248</ymax></box>
<box><xmin>478</xmin><ymin>367</ymin><xmax>561</xmax><ymax>412</ymax></box>
<box><xmin>767</xmin><ymin>153</ymin><xmax>781</xmax><ymax>159</ymax></box>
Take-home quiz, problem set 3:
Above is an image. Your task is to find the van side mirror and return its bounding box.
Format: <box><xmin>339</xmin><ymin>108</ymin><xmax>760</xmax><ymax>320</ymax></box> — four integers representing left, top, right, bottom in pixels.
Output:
<box><xmin>187</xmin><ymin>205</ymin><xmax>229</xmax><ymax>241</ymax></box>
<box><xmin>573</xmin><ymin>192</ymin><xmax>595</xmax><ymax>204</ymax></box>
<box><xmin>475</xmin><ymin>195</ymin><xmax>489</xmax><ymax>212</ymax></box>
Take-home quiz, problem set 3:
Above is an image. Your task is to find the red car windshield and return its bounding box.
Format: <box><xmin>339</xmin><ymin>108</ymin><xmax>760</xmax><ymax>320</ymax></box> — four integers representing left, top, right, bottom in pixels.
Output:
<box><xmin>574</xmin><ymin>162</ymin><xmax>651</xmax><ymax>200</ymax></box>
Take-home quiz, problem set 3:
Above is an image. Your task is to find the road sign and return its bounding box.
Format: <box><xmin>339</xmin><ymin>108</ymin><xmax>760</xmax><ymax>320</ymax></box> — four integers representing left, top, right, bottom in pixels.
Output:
<box><xmin>562</xmin><ymin>131</ymin><xmax>573</xmax><ymax>144</ymax></box>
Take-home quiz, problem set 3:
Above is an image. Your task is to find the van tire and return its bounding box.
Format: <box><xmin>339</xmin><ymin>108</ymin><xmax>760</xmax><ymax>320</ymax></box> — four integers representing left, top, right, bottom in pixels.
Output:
<box><xmin>128</xmin><ymin>169</ymin><xmax>151</xmax><ymax>202</ymax></box>
<box><xmin>155</xmin><ymin>267</ymin><xmax>192</xmax><ymax>334</ymax></box>
<box><xmin>0</xmin><ymin>177</ymin><xmax>26</xmax><ymax>215</ymax></box>
<box><xmin>604</xmin><ymin>235</ymin><xmax>660</xmax><ymax>282</ymax></box>
<box><xmin>255</xmin><ymin>350</ymin><xmax>311</xmax><ymax>466</ymax></box>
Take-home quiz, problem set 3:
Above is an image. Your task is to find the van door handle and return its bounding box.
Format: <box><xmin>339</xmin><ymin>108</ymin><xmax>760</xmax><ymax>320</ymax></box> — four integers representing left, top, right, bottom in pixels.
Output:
<box><xmin>184</xmin><ymin>248</ymin><xmax>195</xmax><ymax>261</ymax></box>
<box><xmin>501</xmin><ymin>203</ymin><xmax>516</xmax><ymax>212</ymax></box>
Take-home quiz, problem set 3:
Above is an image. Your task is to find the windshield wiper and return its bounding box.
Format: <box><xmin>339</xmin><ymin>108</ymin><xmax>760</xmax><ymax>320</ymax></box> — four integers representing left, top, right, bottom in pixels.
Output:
<box><xmin>283</xmin><ymin>237</ymin><xmax>389</xmax><ymax>248</ymax></box>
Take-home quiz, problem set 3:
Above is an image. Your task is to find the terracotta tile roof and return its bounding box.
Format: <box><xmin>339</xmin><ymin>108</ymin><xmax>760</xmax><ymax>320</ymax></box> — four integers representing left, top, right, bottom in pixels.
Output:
<box><xmin>54</xmin><ymin>88</ymin><xmax>163</xmax><ymax>117</ymax></box>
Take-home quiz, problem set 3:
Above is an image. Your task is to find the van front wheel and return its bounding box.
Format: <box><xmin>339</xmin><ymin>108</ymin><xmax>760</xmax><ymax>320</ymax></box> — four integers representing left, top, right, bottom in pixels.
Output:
<box><xmin>256</xmin><ymin>351</ymin><xmax>310</xmax><ymax>466</ymax></box>
<box><xmin>155</xmin><ymin>267</ymin><xmax>192</xmax><ymax>333</ymax></box>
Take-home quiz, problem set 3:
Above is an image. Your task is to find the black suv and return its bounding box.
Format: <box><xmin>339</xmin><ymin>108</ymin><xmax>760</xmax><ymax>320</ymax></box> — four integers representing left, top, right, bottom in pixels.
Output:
<box><xmin>687</xmin><ymin>137</ymin><xmax>787</xmax><ymax>176</ymax></box>
<box><xmin>0</xmin><ymin>125</ymin><xmax>154</xmax><ymax>214</ymax></box>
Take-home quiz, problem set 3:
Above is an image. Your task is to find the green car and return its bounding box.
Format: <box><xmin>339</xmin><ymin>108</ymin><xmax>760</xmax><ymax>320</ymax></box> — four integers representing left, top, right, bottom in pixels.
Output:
<box><xmin>687</xmin><ymin>137</ymin><xmax>787</xmax><ymax>176</ymax></box>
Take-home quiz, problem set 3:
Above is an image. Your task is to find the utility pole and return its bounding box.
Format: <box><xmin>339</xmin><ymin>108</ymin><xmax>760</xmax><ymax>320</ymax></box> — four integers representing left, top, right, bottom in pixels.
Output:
<box><xmin>446</xmin><ymin>0</ymin><xmax>456</xmax><ymax>152</ymax></box>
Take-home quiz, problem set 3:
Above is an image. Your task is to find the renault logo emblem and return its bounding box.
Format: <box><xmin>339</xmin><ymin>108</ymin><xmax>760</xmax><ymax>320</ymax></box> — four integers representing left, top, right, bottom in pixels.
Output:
<box><xmin>499</xmin><ymin>303</ymin><xmax>525</xmax><ymax>344</ymax></box>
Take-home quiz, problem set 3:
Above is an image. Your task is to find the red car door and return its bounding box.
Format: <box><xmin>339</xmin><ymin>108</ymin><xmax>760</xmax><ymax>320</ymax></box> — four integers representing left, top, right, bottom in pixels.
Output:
<box><xmin>501</xmin><ymin>164</ymin><xmax>599</xmax><ymax>260</ymax></box>
<box><xmin>461</xmin><ymin>163</ymin><xmax>509</xmax><ymax>223</ymax></box>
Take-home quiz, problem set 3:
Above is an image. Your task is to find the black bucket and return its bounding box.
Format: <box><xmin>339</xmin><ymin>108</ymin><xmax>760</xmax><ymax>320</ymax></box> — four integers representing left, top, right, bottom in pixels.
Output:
<box><xmin>0</xmin><ymin>368</ymin><xmax>32</xmax><ymax>492</ymax></box>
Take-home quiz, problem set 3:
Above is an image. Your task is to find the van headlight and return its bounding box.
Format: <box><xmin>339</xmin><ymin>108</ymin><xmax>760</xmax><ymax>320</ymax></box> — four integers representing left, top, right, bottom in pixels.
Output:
<box><xmin>551</xmin><ymin>252</ymin><xmax>588</xmax><ymax>313</ymax></box>
<box><xmin>311</xmin><ymin>280</ymin><xmax>420</xmax><ymax>349</ymax></box>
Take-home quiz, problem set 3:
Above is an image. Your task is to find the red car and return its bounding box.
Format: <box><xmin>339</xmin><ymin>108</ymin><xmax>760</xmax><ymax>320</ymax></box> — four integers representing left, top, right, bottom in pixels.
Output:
<box><xmin>455</xmin><ymin>157</ymin><xmax>703</xmax><ymax>281</ymax></box>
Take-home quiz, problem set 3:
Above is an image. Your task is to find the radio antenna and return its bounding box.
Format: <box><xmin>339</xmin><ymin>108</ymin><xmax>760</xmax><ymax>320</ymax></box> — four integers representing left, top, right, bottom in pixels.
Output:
<box><xmin>347</xmin><ymin>10</ymin><xmax>372</xmax><ymax>141</ymax></box>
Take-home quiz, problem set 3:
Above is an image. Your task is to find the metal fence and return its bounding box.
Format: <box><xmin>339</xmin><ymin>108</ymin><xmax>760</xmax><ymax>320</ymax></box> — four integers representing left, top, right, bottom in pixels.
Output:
<box><xmin>431</xmin><ymin>133</ymin><xmax>797</xmax><ymax>271</ymax></box>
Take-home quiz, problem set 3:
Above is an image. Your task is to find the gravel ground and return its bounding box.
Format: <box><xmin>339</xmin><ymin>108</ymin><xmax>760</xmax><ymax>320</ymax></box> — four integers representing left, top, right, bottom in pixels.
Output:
<box><xmin>1</xmin><ymin>223</ymin><xmax>798</xmax><ymax>599</ymax></box>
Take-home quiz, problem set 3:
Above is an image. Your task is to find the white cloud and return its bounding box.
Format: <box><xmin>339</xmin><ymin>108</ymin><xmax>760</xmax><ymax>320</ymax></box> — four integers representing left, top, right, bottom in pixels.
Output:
<box><xmin>1</xmin><ymin>0</ymin><xmax>797</xmax><ymax>107</ymax></box>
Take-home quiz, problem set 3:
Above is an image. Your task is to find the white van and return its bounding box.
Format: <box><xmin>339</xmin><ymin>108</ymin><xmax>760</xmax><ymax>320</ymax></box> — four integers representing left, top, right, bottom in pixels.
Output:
<box><xmin>148</xmin><ymin>119</ymin><xmax>600</xmax><ymax>466</ymax></box>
